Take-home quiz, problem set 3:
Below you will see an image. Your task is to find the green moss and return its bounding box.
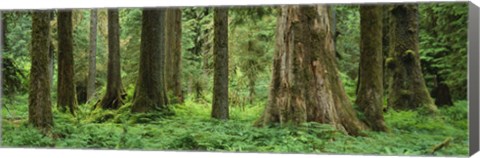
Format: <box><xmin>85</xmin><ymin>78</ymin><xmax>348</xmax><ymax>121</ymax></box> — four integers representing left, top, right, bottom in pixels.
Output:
<box><xmin>386</xmin><ymin>57</ymin><xmax>396</xmax><ymax>70</ymax></box>
<box><xmin>401</xmin><ymin>50</ymin><xmax>415</xmax><ymax>63</ymax></box>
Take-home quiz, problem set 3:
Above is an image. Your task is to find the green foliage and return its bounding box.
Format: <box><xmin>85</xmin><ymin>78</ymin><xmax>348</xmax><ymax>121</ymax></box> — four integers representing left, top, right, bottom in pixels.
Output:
<box><xmin>229</xmin><ymin>7</ymin><xmax>276</xmax><ymax>104</ymax></box>
<box><xmin>119</xmin><ymin>9</ymin><xmax>142</xmax><ymax>87</ymax></box>
<box><xmin>2</xmin><ymin>95</ymin><xmax>468</xmax><ymax>156</ymax></box>
<box><xmin>335</xmin><ymin>5</ymin><xmax>360</xmax><ymax>80</ymax></box>
<box><xmin>1</xmin><ymin>122</ymin><xmax>55</xmax><ymax>147</ymax></box>
<box><xmin>1</xmin><ymin>4</ymin><xmax>468</xmax><ymax>157</ymax></box>
<box><xmin>419</xmin><ymin>3</ymin><xmax>468</xmax><ymax>100</ymax></box>
<box><xmin>2</xmin><ymin>12</ymin><xmax>32</xmax><ymax>95</ymax></box>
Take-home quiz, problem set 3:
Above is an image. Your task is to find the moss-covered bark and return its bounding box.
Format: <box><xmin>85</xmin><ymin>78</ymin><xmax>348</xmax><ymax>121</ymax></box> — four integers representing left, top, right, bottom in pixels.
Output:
<box><xmin>131</xmin><ymin>8</ymin><xmax>170</xmax><ymax>113</ymax></box>
<box><xmin>356</xmin><ymin>5</ymin><xmax>388</xmax><ymax>132</ymax></box>
<box><xmin>211</xmin><ymin>7</ymin><xmax>229</xmax><ymax>120</ymax></box>
<box><xmin>256</xmin><ymin>5</ymin><xmax>367</xmax><ymax>136</ymax></box>
<box><xmin>97</xmin><ymin>9</ymin><xmax>125</xmax><ymax>110</ymax></box>
<box><xmin>57</xmin><ymin>10</ymin><xmax>77</xmax><ymax>115</ymax></box>
<box><xmin>387</xmin><ymin>4</ymin><xmax>437</xmax><ymax>113</ymax></box>
<box><xmin>165</xmin><ymin>8</ymin><xmax>184</xmax><ymax>104</ymax></box>
<box><xmin>29</xmin><ymin>10</ymin><xmax>54</xmax><ymax>133</ymax></box>
<box><xmin>1</xmin><ymin>12</ymin><xmax>5</xmax><ymax>53</ymax></box>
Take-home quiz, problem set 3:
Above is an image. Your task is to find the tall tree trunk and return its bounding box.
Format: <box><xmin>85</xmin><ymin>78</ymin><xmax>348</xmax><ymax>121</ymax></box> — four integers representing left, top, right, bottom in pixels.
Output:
<box><xmin>255</xmin><ymin>5</ymin><xmax>366</xmax><ymax>136</ymax></box>
<box><xmin>165</xmin><ymin>8</ymin><xmax>184</xmax><ymax>104</ymax></box>
<box><xmin>211</xmin><ymin>7</ymin><xmax>229</xmax><ymax>120</ymax></box>
<box><xmin>131</xmin><ymin>9</ymin><xmax>170</xmax><ymax>113</ymax></box>
<box><xmin>87</xmin><ymin>9</ymin><xmax>97</xmax><ymax>102</ymax></box>
<box><xmin>29</xmin><ymin>10</ymin><xmax>54</xmax><ymax>133</ymax></box>
<box><xmin>382</xmin><ymin>5</ymin><xmax>393</xmax><ymax>99</ymax></box>
<box><xmin>1</xmin><ymin>12</ymin><xmax>6</xmax><ymax>53</ymax></box>
<box><xmin>356</xmin><ymin>5</ymin><xmax>388</xmax><ymax>132</ymax></box>
<box><xmin>57</xmin><ymin>10</ymin><xmax>77</xmax><ymax>115</ymax></box>
<box><xmin>97</xmin><ymin>9</ymin><xmax>125</xmax><ymax>110</ymax></box>
<box><xmin>386</xmin><ymin>4</ymin><xmax>437</xmax><ymax>112</ymax></box>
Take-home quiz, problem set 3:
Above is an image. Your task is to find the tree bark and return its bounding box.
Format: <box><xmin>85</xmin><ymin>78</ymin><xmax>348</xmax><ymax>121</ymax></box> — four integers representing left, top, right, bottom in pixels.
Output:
<box><xmin>97</xmin><ymin>9</ymin><xmax>125</xmax><ymax>110</ymax></box>
<box><xmin>1</xmin><ymin>12</ymin><xmax>6</xmax><ymax>53</ymax></box>
<box><xmin>87</xmin><ymin>9</ymin><xmax>97</xmax><ymax>102</ymax></box>
<box><xmin>356</xmin><ymin>5</ymin><xmax>388</xmax><ymax>132</ymax></box>
<box><xmin>431</xmin><ymin>75</ymin><xmax>453</xmax><ymax>106</ymax></box>
<box><xmin>255</xmin><ymin>5</ymin><xmax>366</xmax><ymax>136</ymax></box>
<box><xmin>211</xmin><ymin>7</ymin><xmax>229</xmax><ymax>120</ymax></box>
<box><xmin>165</xmin><ymin>8</ymin><xmax>184</xmax><ymax>104</ymax></box>
<box><xmin>131</xmin><ymin>8</ymin><xmax>170</xmax><ymax>113</ymax></box>
<box><xmin>382</xmin><ymin>5</ymin><xmax>393</xmax><ymax>98</ymax></box>
<box><xmin>29</xmin><ymin>10</ymin><xmax>54</xmax><ymax>133</ymax></box>
<box><xmin>57</xmin><ymin>10</ymin><xmax>77</xmax><ymax>114</ymax></box>
<box><xmin>386</xmin><ymin>4</ymin><xmax>437</xmax><ymax>112</ymax></box>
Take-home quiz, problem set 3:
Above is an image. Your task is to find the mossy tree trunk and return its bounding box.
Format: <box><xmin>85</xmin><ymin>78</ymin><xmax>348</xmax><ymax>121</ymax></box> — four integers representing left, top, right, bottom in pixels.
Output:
<box><xmin>87</xmin><ymin>9</ymin><xmax>97</xmax><ymax>102</ymax></box>
<box><xmin>1</xmin><ymin>12</ymin><xmax>6</xmax><ymax>53</ymax></box>
<box><xmin>255</xmin><ymin>5</ymin><xmax>367</xmax><ymax>136</ymax></box>
<box><xmin>386</xmin><ymin>4</ymin><xmax>437</xmax><ymax>112</ymax></box>
<box><xmin>356</xmin><ymin>5</ymin><xmax>388</xmax><ymax>132</ymax></box>
<box><xmin>29</xmin><ymin>10</ymin><xmax>54</xmax><ymax>133</ymax></box>
<box><xmin>97</xmin><ymin>9</ymin><xmax>125</xmax><ymax>110</ymax></box>
<box><xmin>57</xmin><ymin>10</ymin><xmax>77</xmax><ymax>115</ymax></box>
<box><xmin>165</xmin><ymin>8</ymin><xmax>184</xmax><ymax>104</ymax></box>
<box><xmin>131</xmin><ymin>9</ymin><xmax>170</xmax><ymax>113</ymax></box>
<box><xmin>211</xmin><ymin>7</ymin><xmax>229</xmax><ymax>120</ymax></box>
<box><xmin>382</xmin><ymin>5</ymin><xmax>393</xmax><ymax>98</ymax></box>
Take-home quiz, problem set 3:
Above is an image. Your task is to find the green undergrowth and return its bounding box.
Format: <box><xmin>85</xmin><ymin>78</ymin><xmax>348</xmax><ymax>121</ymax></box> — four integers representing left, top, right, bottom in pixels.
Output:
<box><xmin>1</xmin><ymin>95</ymin><xmax>468</xmax><ymax>156</ymax></box>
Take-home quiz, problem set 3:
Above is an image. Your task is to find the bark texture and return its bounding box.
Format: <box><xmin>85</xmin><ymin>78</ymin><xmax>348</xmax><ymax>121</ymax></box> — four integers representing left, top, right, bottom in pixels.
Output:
<box><xmin>255</xmin><ymin>5</ymin><xmax>366</xmax><ymax>136</ymax></box>
<box><xmin>356</xmin><ymin>5</ymin><xmax>388</xmax><ymax>132</ymax></box>
<box><xmin>87</xmin><ymin>9</ymin><xmax>97</xmax><ymax>101</ymax></box>
<box><xmin>29</xmin><ymin>10</ymin><xmax>54</xmax><ymax>133</ymax></box>
<box><xmin>211</xmin><ymin>7</ymin><xmax>229</xmax><ymax>120</ymax></box>
<box><xmin>131</xmin><ymin>9</ymin><xmax>170</xmax><ymax>113</ymax></box>
<box><xmin>165</xmin><ymin>8</ymin><xmax>184</xmax><ymax>104</ymax></box>
<box><xmin>386</xmin><ymin>4</ymin><xmax>437</xmax><ymax>112</ymax></box>
<box><xmin>97</xmin><ymin>9</ymin><xmax>125</xmax><ymax>110</ymax></box>
<box><xmin>1</xmin><ymin>12</ymin><xmax>5</xmax><ymax>53</ymax></box>
<box><xmin>431</xmin><ymin>76</ymin><xmax>453</xmax><ymax>106</ymax></box>
<box><xmin>57</xmin><ymin>10</ymin><xmax>77</xmax><ymax>114</ymax></box>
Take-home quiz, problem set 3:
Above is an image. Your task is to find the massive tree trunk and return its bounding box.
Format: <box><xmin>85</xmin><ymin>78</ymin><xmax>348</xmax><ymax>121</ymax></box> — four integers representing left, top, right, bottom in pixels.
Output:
<box><xmin>29</xmin><ymin>10</ymin><xmax>54</xmax><ymax>133</ymax></box>
<box><xmin>1</xmin><ymin>12</ymin><xmax>5</xmax><ymax>53</ymax></box>
<box><xmin>211</xmin><ymin>7</ymin><xmax>229</xmax><ymax>120</ymax></box>
<box><xmin>255</xmin><ymin>5</ymin><xmax>366</xmax><ymax>136</ymax></box>
<box><xmin>382</xmin><ymin>5</ymin><xmax>393</xmax><ymax>98</ymax></box>
<box><xmin>57</xmin><ymin>10</ymin><xmax>77</xmax><ymax>114</ymax></box>
<box><xmin>87</xmin><ymin>9</ymin><xmax>97</xmax><ymax>102</ymax></box>
<box><xmin>131</xmin><ymin>9</ymin><xmax>170</xmax><ymax>113</ymax></box>
<box><xmin>97</xmin><ymin>9</ymin><xmax>125</xmax><ymax>110</ymax></box>
<box><xmin>386</xmin><ymin>4</ymin><xmax>437</xmax><ymax>112</ymax></box>
<box><xmin>356</xmin><ymin>5</ymin><xmax>388</xmax><ymax>132</ymax></box>
<box><xmin>165</xmin><ymin>8</ymin><xmax>183</xmax><ymax>104</ymax></box>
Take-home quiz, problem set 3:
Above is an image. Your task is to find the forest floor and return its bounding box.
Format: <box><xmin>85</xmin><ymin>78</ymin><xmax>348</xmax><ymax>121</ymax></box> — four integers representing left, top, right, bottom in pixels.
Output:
<box><xmin>1</xmin><ymin>94</ymin><xmax>468</xmax><ymax>156</ymax></box>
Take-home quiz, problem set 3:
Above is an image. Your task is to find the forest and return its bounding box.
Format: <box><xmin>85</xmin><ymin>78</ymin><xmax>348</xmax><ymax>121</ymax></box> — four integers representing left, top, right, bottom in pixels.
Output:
<box><xmin>1</xmin><ymin>2</ymin><xmax>469</xmax><ymax>156</ymax></box>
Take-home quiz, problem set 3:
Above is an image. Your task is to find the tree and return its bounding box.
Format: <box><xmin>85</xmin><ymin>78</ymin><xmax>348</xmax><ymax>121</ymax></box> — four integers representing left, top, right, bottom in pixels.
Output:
<box><xmin>165</xmin><ymin>8</ymin><xmax>184</xmax><ymax>104</ymax></box>
<box><xmin>386</xmin><ymin>4</ymin><xmax>437</xmax><ymax>112</ymax></box>
<box><xmin>211</xmin><ymin>7</ymin><xmax>229</xmax><ymax>120</ymax></box>
<box><xmin>356</xmin><ymin>5</ymin><xmax>388</xmax><ymax>132</ymax></box>
<box><xmin>131</xmin><ymin>8</ymin><xmax>170</xmax><ymax>113</ymax></box>
<box><xmin>87</xmin><ymin>9</ymin><xmax>98</xmax><ymax>102</ymax></box>
<box><xmin>1</xmin><ymin>12</ymin><xmax>4</xmax><ymax>52</ymax></box>
<box><xmin>57</xmin><ymin>10</ymin><xmax>77</xmax><ymax>114</ymax></box>
<box><xmin>29</xmin><ymin>10</ymin><xmax>54</xmax><ymax>133</ymax></box>
<box><xmin>255</xmin><ymin>5</ymin><xmax>366</xmax><ymax>136</ymax></box>
<box><xmin>97</xmin><ymin>9</ymin><xmax>125</xmax><ymax>110</ymax></box>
